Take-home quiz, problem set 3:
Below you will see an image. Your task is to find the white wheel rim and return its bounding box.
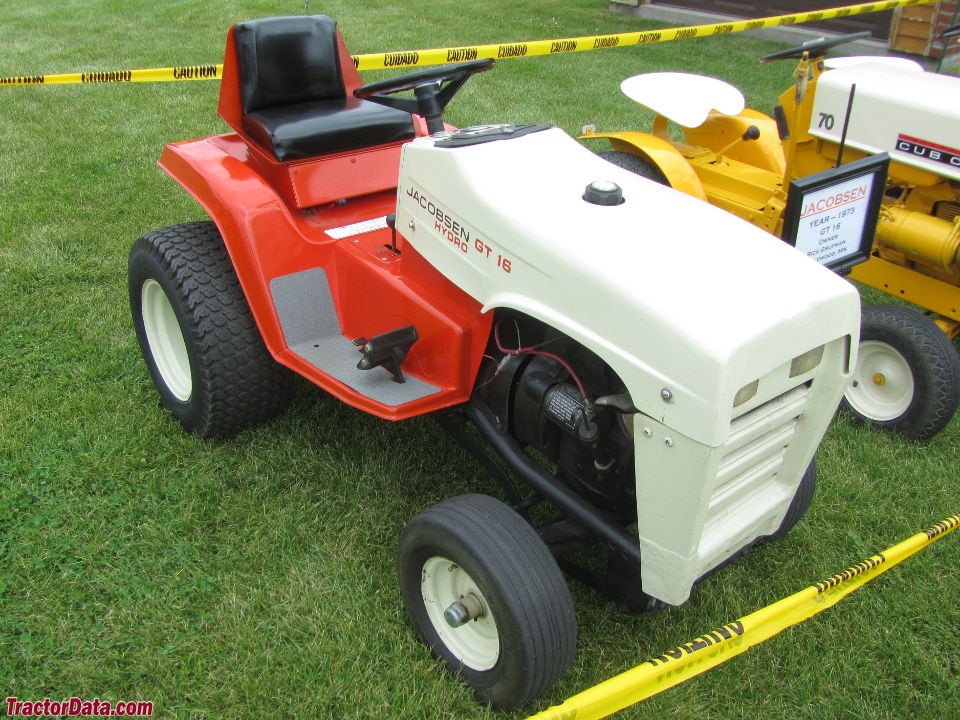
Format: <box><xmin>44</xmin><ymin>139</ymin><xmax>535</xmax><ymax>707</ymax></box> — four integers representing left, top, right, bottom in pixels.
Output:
<box><xmin>845</xmin><ymin>340</ymin><xmax>914</xmax><ymax>421</ymax></box>
<box><xmin>141</xmin><ymin>279</ymin><xmax>192</xmax><ymax>401</ymax></box>
<box><xmin>421</xmin><ymin>556</ymin><xmax>500</xmax><ymax>671</ymax></box>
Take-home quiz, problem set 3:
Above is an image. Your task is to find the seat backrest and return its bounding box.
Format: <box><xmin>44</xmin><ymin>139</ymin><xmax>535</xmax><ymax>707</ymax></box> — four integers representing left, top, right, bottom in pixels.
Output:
<box><xmin>234</xmin><ymin>15</ymin><xmax>343</xmax><ymax>114</ymax></box>
<box><xmin>215</xmin><ymin>14</ymin><xmax>414</xmax><ymax>205</ymax></box>
<box><xmin>218</xmin><ymin>14</ymin><xmax>365</xmax><ymax>135</ymax></box>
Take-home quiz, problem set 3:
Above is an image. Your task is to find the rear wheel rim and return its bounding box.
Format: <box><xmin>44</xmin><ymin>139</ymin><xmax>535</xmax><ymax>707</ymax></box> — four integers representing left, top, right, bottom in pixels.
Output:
<box><xmin>421</xmin><ymin>555</ymin><xmax>500</xmax><ymax>671</ymax></box>
<box><xmin>846</xmin><ymin>340</ymin><xmax>914</xmax><ymax>421</ymax></box>
<box><xmin>141</xmin><ymin>279</ymin><xmax>192</xmax><ymax>401</ymax></box>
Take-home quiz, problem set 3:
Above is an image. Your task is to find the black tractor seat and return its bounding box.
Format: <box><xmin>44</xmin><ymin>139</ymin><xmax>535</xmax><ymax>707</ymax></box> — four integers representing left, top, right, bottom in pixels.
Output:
<box><xmin>234</xmin><ymin>15</ymin><xmax>415</xmax><ymax>162</ymax></box>
<box><xmin>243</xmin><ymin>95</ymin><xmax>416</xmax><ymax>161</ymax></box>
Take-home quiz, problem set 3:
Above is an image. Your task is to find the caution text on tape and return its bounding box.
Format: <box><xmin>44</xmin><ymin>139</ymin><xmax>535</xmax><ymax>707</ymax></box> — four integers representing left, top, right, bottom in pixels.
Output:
<box><xmin>351</xmin><ymin>0</ymin><xmax>933</xmax><ymax>70</ymax></box>
<box><xmin>1</xmin><ymin>0</ymin><xmax>935</xmax><ymax>86</ymax></box>
<box><xmin>0</xmin><ymin>65</ymin><xmax>221</xmax><ymax>87</ymax></box>
<box><xmin>525</xmin><ymin>513</ymin><xmax>960</xmax><ymax>720</ymax></box>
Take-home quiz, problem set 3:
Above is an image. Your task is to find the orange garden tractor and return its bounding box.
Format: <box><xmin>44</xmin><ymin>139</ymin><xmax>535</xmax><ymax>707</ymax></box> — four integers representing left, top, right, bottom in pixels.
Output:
<box><xmin>129</xmin><ymin>15</ymin><xmax>863</xmax><ymax>708</ymax></box>
<box><xmin>584</xmin><ymin>32</ymin><xmax>960</xmax><ymax>441</ymax></box>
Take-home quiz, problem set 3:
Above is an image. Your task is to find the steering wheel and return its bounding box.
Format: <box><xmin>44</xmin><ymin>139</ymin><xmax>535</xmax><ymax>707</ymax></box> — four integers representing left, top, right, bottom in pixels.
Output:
<box><xmin>355</xmin><ymin>59</ymin><xmax>495</xmax><ymax>134</ymax></box>
<box><xmin>760</xmin><ymin>31</ymin><xmax>871</xmax><ymax>62</ymax></box>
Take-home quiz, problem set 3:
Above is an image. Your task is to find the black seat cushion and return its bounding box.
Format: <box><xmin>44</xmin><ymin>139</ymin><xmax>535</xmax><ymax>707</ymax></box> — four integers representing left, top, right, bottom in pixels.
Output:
<box><xmin>235</xmin><ymin>16</ymin><xmax>344</xmax><ymax>113</ymax></box>
<box><xmin>244</xmin><ymin>96</ymin><xmax>415</xmax><ymax>162</ymax></box>
<box><xmin>234</xmin><ymin>15</ymin><xmax>415</xmax><ymax>162</ymax></box>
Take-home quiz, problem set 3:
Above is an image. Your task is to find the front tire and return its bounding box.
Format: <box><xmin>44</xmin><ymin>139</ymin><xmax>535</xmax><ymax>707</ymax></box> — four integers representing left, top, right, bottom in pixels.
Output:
<box><xmin>129</xmin><ymin>221</ymin><xmax>293</xmax><ymax>437</ymax></box>
<box><xmin>770</xmin><ymin>459</ymin><xmax>816</xmax><ymax>539</ymax></box>
<box><xmin>841</xmin><ymin>305</ymin><xmax>959</xmax><ymax>441</ymax></box>
<box><xmin>398</xmin><ymin>494</ymin><xmax>576</xmax><ymax>708</ymax></box>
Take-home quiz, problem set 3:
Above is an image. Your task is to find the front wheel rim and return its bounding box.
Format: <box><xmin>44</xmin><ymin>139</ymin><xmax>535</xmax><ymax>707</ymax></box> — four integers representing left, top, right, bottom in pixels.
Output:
<box><xmin>421</xmin><ymin>555</ymin><xmax>500</xmax><ymax>671</ymax></box>
<box><xmin>141</xmin><ymin>279</ymin><xmax>192</xmax><ymax>402</ymax></box>
<box><xmin>846</xmin><ymin>340</ymin><xmax>914</xmax><ymax>421</ymax></box>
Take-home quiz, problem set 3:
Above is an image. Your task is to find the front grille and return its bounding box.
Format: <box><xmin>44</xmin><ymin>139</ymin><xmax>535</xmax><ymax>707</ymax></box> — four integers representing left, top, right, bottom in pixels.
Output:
<box><xmin>707</xmin><ymin>384</ymin><xmax>809</xmax><ymax>521</ymax></box>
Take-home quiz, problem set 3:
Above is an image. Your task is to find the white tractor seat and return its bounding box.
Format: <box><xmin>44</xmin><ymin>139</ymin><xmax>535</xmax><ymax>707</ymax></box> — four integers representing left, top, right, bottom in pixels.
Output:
<box><xmin>620</xmin><ymin>72</ymin><xmax>745</xmax><ymax>128</ymax></box>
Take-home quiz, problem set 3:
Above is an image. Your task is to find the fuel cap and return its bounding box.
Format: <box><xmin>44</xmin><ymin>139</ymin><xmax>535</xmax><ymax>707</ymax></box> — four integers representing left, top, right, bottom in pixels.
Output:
<box><xmin>583</xmin><ymin>180</ymin><xmax>624</xmax><ymax>206</ymax></box>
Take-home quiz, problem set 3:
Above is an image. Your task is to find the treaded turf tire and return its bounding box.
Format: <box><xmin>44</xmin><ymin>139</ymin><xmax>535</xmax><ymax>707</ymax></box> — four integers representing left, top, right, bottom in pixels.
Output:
<box><xmin>398</xmin><ymin>494</ymin><xmax>576</xmax><ymax>708</ymax></box>
<box><xmin>597</xmin><ymin>149</ymin><xmax>669</xmax><ymax>185</ymax></box>
<box><xmin>842</xmin><ymin>305</ymin><xmax>959</xmax><ymax>441</ymax></box>
<box><xmin>129</xmin><ymin>221</ymin><xmax>293</xmax><ymax>437</ymax></box>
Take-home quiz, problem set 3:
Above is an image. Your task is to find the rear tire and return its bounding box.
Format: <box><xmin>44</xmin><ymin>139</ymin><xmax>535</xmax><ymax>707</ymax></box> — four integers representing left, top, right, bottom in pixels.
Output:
<box><xmin>397</xmin><ymin>494</ymin><xmax>576</xmax><ymax>708</ymax></box>
<box><xmin>597</xmin><ymin>150</ymin><xmax>669</xmax><ymax>185</ymax></box>
<box><xmin>129</xmin><ymin>221</ymin><xmax>292</xmax><ymax>437</ymax></box>
<box><xmin>841</xmin><ymin>305</ymin><xmax>959</xmax><ymax>441</ymax></box>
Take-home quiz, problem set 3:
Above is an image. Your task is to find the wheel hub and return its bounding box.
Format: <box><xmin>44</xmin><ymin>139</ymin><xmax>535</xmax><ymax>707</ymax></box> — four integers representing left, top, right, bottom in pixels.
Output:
<box><xmin>444</xmin><ymin>592</ymin><xmax>485</xmax><ymax>628</ymax></box>
<box><xmin>421</xmin><ymin>556</ymin><xmax>499</xmax><ymax>670</ymax></box>
<box><xmin>846</xmin><ymin>340</ymin><xmax>914</xmax><ymax>421</ymax></box>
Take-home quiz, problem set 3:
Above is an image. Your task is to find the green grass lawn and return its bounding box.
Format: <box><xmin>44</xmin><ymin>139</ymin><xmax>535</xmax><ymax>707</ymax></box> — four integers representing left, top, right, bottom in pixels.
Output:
<box><xmin>1</xmin><ymin>1</ymin><xmax>958</xmax><ymax>718</ymax></box>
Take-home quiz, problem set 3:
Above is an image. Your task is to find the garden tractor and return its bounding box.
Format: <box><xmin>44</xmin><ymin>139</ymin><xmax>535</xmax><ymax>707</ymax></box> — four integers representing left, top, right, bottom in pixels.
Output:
<box><xmin>128</xmin><ymin>15</ymin><xmax>860</xmax><ymax>708</ymax></box>
<box><xmin>584</xmin><ymin>32</ymin><xmax>960</xmax><ymax>441</ymax></box>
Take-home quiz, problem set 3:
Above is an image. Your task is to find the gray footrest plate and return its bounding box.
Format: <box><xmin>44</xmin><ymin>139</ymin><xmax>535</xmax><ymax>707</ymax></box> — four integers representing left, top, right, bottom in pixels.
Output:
<box><xmin>270</xmin><ymin>267</ymin><xmax>440</xmax><ymax>407</ymax></box>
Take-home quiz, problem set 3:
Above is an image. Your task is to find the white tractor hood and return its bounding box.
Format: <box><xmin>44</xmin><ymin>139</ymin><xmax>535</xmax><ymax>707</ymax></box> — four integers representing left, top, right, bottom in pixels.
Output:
<box><xmin>812</xmin><ymin>62</ymin><xmax>960</xmax><ymax>181</ymax></box>
<box><xmin>396</xmin><ymin>127</ymin><xmax>859</xmax><ymax>447</ymax></box>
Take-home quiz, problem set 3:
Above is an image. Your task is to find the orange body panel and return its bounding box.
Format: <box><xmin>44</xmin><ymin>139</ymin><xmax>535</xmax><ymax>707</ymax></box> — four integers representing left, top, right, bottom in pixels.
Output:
<box><xmin>159</xmin><ymin>132</ymin><xmax>491</xmax><ymax>421</ymax></box>
<box><xmin>156</xmin><ymin>21</ymin><xmax>495</xmax><ymax>420</ymax></box>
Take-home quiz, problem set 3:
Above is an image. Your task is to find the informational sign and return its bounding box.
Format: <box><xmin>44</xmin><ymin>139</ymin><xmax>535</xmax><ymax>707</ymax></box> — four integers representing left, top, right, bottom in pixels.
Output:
<box><xmin>781</xmin><ymin>153</ymin><xmax>889</xmax><ymax>274</ymax></box>
<box><xmin>794</xmin><ymin>174</ymin><xmax>874</xmax><ymax>265</ymax></box>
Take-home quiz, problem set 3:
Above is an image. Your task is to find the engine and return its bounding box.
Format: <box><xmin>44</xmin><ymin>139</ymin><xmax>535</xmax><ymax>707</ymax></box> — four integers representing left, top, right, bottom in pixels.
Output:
<box><xmin>474</xmin><ymin>312</ymin><xmax>637</xmax><ymax>513</ymax></box>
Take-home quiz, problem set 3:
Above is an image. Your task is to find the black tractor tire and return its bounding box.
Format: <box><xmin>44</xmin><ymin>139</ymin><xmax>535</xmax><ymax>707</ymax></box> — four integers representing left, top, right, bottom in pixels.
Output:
<box><xmin>129</xmin><ymin>221</ymin><xmax>293</xmax><ymax>437</ymax></box>
<box><xmin>597</xmin><ymin>150</ymin><xmax>669</xmax><ymax>185</ymax></box>
<box><xmin>769</xmin><ymin>459</ymin><xmax>816</xmax><ymax>539</ymax></box>
<box><xmin>841</xmin><ymin>305</ymin><xmax>960</xmax><ymax>441</ymax></box>
<box><xmin>397</xmin><ymin>494</ymin><xmax>576</xmax><ymax>709</ymax></box>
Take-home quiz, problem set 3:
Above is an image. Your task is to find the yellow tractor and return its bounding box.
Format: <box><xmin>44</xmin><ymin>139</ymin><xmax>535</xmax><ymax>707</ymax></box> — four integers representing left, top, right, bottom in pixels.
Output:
<box><xmin>584</xmin><ymin>32</ymin><xmax>960</xmax><ymax>441</ymax></box>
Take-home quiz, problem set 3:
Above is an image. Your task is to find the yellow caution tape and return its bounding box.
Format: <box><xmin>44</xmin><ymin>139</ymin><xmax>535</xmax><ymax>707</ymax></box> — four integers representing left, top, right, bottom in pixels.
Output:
<box><xmin>525</xmin><ymin>513</ymin><xmax>960</xmax><ymax>720</ymax></box>
<box><xmin>1</xmin><ymin>0</ymin><xmax>935</xmax><ymax>86</ymax></box>
<box><xmin>0</xmin><ymin>65</ymin><xmax>222</xmax><ymax>86</ymax></box>
<box><xmin>352</xmin><ymin>0</ymin><xmax>934</xmax><ymax>70</ymax></box>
